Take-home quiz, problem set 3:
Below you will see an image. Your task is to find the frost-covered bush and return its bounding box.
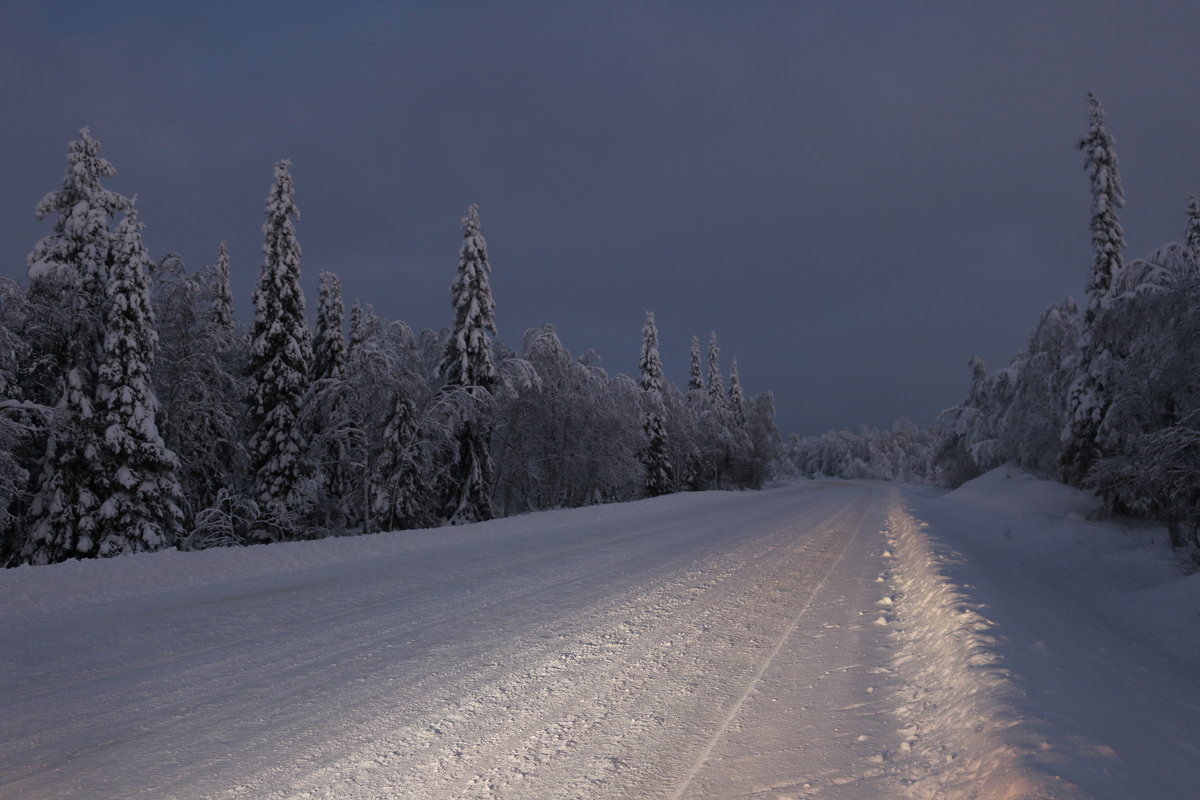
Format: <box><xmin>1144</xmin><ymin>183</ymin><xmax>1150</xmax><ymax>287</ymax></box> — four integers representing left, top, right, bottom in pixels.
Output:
<box><xmin>184</xmin><ymin>489</ymin><xmax>261</xmax><ymax>550</ymax></box>
<box><xmin>491</xmin><ymin>325</ymin><xmax>643</xmax><ymax>513</ymax></box>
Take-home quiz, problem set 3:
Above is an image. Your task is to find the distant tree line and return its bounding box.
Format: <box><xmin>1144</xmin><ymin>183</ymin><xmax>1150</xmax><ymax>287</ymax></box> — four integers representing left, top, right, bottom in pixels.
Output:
<box><xmin>0</xmin><ymin>130</ymin><xmax>778</xmax><ymax>566</ymax></box>
<box><xmin>783</xmin><ymin>94</ymin><xmax>1200</xmax><ymax>552</ymax></box>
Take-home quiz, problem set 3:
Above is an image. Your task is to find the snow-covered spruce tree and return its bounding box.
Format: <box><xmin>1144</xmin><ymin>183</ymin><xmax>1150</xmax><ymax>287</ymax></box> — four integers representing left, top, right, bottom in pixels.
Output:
<box><xmin>371</xmin><ymin>382</ymin><xmax>425</xmax><ymax>531</ymax></box>
<box><xmin>706</xmin><ymin>331</ymin><xmax>726</xmax><ymax>407</ymax></box>
<box><xmin>729</xmin><ymin>357</ymin><xmax>746</xmax><ymax>426</ymax></box>
<box><xmin>722</xmin><ymin>356</ymin><xmax>760</xmax><ymax>485</ymax></box>
<box><xmin>313</xmin><ymin>271</ymin><xmax>347</xmax><ymax>383</ymax></box>
<box><xmin>440</xmin><ymin>205</ymin><xmax>497</xmax><ymax>389</ymax></box>
<box><xmin>91</xmin><ymin>205</ymin><xmax>184</xmax><ymax>555</ymax></box>
<box><xmin>670</xmin><ymin>334</ymin><xmax>706</xmax><ymax>488</ymax></box>
<box><xmin>639</xmin><ymin>312</ymin><xmax>673</xmax><ymax>497</ymax></box>
<box><xmin>246</xmin><ymin>160</ymin><xmax>313</xmax><ymax>538</ymax></box>
<box><xmin>305</xmin><ymin>270</ymin><xmax>358</xmax><ymax>529</ymax></box>
<box><xmin>694</xmin><ymin>330</ymin><xmax>740</xmax><ymax>488</ymax></box>
<box><xmin>664</xmin><ymin>380</ymin><xmax>702</xmax><ymax>493</ymax></box>
<box><xmin>687</xmin><ymin>335</ymin><xmax>705</xmax><ymax>405</ymax></box>
<box><xmin>208</xmin><ymin>241</ymin><xmax>236</xmax><ymax>343</ymax></box>
<box><xmin>1079</xmin><ymin>92</ymin><xmax>1126</xmax><ymax>316</ymax></box>
<box><xmin>24</xmin><ymin>129</ymin><xmax>129</xmax><ymax>409</ymax></box>
<box><xmin>638</xmin><ymin>313</ymin><xmax>666</xmax><ymax>397</ymax></box>
<box><xmin>438</xmin><ymin>204</ymin><xmax>498</xmax><ymax>524</ymax></box>
<box><xmin>23</xmin><ymin>129</ymin><xmax>132</xmax><ymax>564</ymax></box>
<box><xmin>348</xmin><ymin>300</ymin><xmax>369</xmax><ymax>355</ymax></box>
<box><xmin>1062</xmin><ymin>93</ymin><xmax>1127</xmax><ymax>487</ymax></box>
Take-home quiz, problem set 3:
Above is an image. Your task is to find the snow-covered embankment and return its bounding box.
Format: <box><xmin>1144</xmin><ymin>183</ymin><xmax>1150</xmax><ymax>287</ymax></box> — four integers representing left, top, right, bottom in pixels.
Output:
<box><xmin>884</xmin><ymin>501</ymin><xmax>1087</xmax><ymax>800</ymax></box>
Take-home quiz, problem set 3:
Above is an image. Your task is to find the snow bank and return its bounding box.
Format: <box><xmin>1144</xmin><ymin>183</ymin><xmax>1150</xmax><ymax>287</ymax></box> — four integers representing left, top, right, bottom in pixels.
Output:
<box><xmin>885</xmin><ymin>502</ymin><xmax>1087</xmax><ymax>800</ymax></box>
<box><xmin>894</xmin><ymin>466</ymin><xmax>1200</xmax><ymax>799</ymax></box>
<box><xmin>942</xmin><ymin>463</ymin><xmax>1098</xmax><ymax>519</ymax></box>
<box><xmin>937</xmin><ymin>466</ymin><xmax>1200</xmax><ymax>671</ymax></box>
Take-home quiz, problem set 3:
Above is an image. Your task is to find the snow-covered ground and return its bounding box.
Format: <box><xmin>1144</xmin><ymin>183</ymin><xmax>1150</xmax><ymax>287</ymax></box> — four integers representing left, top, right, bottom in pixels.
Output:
<box><xmin>1</xmin><ymin>472</ymin><xmax>1196</xmax><ymax>799</ymax></box>
<box><xmin>894</xmin><ymin>467</ymin><xmax>1200</xmax><ymax>799</ymax></box>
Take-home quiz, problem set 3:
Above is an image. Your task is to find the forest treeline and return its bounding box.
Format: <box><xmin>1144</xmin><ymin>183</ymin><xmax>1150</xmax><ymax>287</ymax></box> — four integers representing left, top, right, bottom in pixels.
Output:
<box><xmin>0</xmin><ymin>132</ymin><xmax>777</xmax><ymax>566</ymax></box>
<box><xmin>6</xmin><ymin>92</ymin><xmax>1195</xmax><ymax>566</ymax></box>
<box><xmin>783</xmin><ymin>94</ymin><xmax>1200</xmax><ymax>551</ymax></box>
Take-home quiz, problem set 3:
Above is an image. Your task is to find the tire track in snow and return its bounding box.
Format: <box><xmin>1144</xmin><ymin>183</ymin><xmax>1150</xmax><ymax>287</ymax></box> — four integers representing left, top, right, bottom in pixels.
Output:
<box><xmin>667</xmin><ymin>493</ymin><xmax>874</xmax><ymax>800</ymax></box>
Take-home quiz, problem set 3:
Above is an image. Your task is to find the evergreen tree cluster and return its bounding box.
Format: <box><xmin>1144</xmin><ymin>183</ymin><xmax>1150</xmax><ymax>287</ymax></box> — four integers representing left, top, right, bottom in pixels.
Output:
<box><xmin>0</xmin><ymin>130</ymin><xmax>778</xmax><ymax>566</ymax></box>
<box><xmin>784</xmin><ymin>94</ymin><xmax>1200</xmax><ymax>552</ymax></box>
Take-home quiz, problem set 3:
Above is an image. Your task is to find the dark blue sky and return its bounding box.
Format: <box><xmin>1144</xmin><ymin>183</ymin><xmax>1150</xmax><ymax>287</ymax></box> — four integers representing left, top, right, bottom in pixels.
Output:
<box><xmin>3</xmin><ymin>1</ymin><xmax>1199</xmax><ymax>437</ymax></box>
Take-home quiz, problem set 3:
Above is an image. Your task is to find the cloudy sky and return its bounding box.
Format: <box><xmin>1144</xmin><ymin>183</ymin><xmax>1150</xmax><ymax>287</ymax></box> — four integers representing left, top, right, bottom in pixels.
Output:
<box><xmin>2</xmin><ymin>1</ymin><xmax>1198</xmax><ymax>437</ymax></box>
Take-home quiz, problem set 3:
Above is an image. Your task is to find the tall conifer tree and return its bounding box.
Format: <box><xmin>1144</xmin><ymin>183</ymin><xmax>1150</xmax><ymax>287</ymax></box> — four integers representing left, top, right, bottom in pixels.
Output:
<box><xmin>92</xmin><ymin>205</ymin><xmax>184</xmax><ymax>555</ymax></box>
<box><xmin>687</xmin><ymin>335</ymin><xmax>705</xmax><ymax>405</ymax></box>
<box><xmin>440</xmin><ymin>205</ymin><xmax>497</xmax><ymax>389</ymax></box>
<box><xmin>439</xmin><ymin>204</ymin><xmax>497</xmax><ymax>524</ymax></box>
<box><xmin>372</xmin><ymin>387</ymin><xmax>424</xmax><ymax>531</ymax></box>
<box><xmin>729</xmin><ymin>357</ymin><xmax>746</xmax><ymax>426</ymax></box>
<box><xmin>1078</xmin><ymin>92</ymin><xmax>1126</xmax><ymax>316</ymax></box>
<box><xmin>348</xmin><ymin>301</ymin><xmax>368</xmax><ymax>356</ymax></box>
<box><xmin>310</xmin><ymin>270</ymin><xmax>354</xmax><ymax>526</ymax></box>
<box><xmin>1062</xmin><ymin>94</ymin><xmax>1126</xmax><ymax>486</ymax></box>
<box><xmin>23</xmin><ymin>129</ymin><xmax>130</xmax><ymax>563</ymax></box>
<box><xmin>247</xmin><ymin>160</ymin><xmax>312</xmax><ymax>532</ymax></box>
<box><xmin>313</xmin><ymin>271</ymin><xmax>347</xmax><ymax>383</ymax></box>
<box><xmin>707</xmin><ymin>331</ymin><xmax>726</xmax><ymax>407</ymax></box>
<box><xmin>208</xmin><ymin>241</ymin><xmax>236</xmax><ymax>342</ymax></box>
<box><xmin>639</xmin><ymin>312</ymin><xmax>672</xmax><ymax>496</ymax></box>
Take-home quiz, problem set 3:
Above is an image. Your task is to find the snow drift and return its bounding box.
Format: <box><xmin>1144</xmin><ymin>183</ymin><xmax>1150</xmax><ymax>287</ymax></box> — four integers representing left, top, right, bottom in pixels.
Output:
<box><xmin>890</xmin><ymin>466</ymin><xmax>1200</xmax><ymax>800</ymax></box>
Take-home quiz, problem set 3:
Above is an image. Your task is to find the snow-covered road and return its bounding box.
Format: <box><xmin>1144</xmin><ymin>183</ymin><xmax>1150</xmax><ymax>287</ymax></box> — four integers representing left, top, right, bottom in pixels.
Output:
<box><xmin>2</xmin><ymin>482</ymin><xmax>908</xmax><ymax>799</ymax></box>
<box><xmin>3</xmin><ymin>475</ymin><xmax>1197</xmax><ymax>799</ymax></box>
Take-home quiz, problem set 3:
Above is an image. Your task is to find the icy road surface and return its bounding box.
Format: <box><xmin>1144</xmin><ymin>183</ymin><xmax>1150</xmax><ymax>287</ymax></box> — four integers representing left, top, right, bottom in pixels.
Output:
<box><xmin>2</xmin><ymin>475</ymin><xmax>1197</xmax><ymax>799</ymax></box>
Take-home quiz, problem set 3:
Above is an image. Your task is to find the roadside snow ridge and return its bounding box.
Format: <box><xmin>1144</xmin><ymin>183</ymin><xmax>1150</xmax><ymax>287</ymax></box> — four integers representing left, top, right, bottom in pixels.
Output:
<box><xmin>886</xmin><ymin>503</ymin><xmax>1087</xmax><ymax>800</ymax></box>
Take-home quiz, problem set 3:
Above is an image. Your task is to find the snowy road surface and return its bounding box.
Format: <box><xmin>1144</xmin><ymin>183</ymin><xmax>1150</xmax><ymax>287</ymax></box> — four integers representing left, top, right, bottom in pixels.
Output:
<box><xmin>2</xmin><ymin>476</ymin><xmax>1197</xmax><ymax>799</ymax></box>
<box><xmin>2</xmin><ymin>483</ymin><xmax>903</xmax><ymax>799</ymax></box>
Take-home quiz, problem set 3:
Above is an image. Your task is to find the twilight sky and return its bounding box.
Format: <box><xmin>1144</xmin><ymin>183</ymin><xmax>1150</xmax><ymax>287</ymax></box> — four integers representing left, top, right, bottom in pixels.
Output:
<box><xmin>2</xmin><ymin>1</ymin><xmax>1198</xmax><ymax>438</ymax></box>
